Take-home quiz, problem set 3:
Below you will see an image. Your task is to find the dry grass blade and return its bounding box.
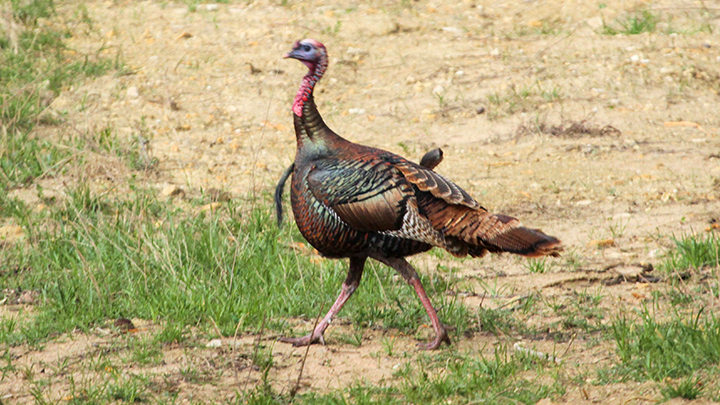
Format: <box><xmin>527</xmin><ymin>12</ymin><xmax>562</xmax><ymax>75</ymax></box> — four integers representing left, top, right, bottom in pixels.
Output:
<box><xmin>290</xmin><ymin>303</ymin><xmax>325</xmax><ymax>401</ymax></box>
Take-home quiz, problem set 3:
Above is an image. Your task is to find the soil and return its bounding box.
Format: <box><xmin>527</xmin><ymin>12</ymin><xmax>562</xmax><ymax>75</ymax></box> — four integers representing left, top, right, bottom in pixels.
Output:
<box><xmin>3</xmin><ymin>0</ymin><xmax>720</xmax><ymax>403</ymax></box>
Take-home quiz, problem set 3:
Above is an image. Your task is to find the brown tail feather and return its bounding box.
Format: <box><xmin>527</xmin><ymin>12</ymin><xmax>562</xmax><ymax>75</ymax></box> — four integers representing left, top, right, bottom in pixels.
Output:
<box><xmin>419</xmin><ymin>195</ymin><xmax>562</xmax><ymax>258</ymax></box>
<box><xmin>485</xmin><ymin>226</ymin><xmax>562</xmax><ymax>257</ymax></box>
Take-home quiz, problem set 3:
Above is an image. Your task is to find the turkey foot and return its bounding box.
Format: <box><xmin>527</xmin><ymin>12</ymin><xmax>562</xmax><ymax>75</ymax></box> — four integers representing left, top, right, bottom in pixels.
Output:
<box><xmin>278</xmin><ymin>257</ymin><xmax>365</xmax><ymax>348</ymax></box>
<box><xmin>417</xmin><ymin>324</ymin><xmax>452</xmax><ymax>350</ymax></box>
<box><xmin>373</xmin><ymin>255</ymin><xmax>452</xmax><ymax>351</ymax></box>
<box><xmin>279</xmin><ymin>333</ymin><xmax>324</xmax><ymax>347</ymax></box>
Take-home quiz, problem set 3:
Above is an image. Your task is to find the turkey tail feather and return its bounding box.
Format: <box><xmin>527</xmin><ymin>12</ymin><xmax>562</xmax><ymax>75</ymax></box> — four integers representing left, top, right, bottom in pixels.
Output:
<box><xmin>482</xmin><ymin>226</ymin><xmax>562</xmax><ymax>258</ymax></box>
<box><xmin>419</xmin><ymin>195</ymin><xmax>562</xmax><ymax>258</ymax></box>
<box><xmin>274</xmin><ymin>163</ymin><xmax>294</xmax><ymax>227</ymax></box>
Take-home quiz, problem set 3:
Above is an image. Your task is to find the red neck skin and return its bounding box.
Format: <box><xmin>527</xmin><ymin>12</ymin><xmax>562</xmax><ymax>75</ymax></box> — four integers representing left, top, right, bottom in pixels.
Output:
<box><xmin>292</xmin><ymin>58</ymin><xmax>327</xmax><ymax>117</ymax></box>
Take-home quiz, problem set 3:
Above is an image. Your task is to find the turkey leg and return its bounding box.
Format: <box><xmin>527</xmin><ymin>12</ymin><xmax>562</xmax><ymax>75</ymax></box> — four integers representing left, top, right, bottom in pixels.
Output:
<box><xmin>280</xmin><ymin>256</ymin><xmax>366</xmax><ymax>346</ymax></box>
<box><xmin>373</xmin><ymin>254</ymin><xmax>451</xmax><ymax>350</ymax></box>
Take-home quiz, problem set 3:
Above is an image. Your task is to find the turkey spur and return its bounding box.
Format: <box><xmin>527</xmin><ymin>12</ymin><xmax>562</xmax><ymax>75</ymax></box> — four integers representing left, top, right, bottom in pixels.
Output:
<box><xmin>280</xmin><ymin>39</ymin><xmax>562</xmax><ymax>350</ymax></box>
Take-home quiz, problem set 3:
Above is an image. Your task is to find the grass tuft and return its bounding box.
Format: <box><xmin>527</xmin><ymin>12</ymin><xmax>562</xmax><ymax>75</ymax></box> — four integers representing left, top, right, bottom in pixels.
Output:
<box><xmin>610</xmin><ymin>308</ymin><xmax>720</xmax><ymax>381</ymax></box>
<box><xmin>662</xmin><ymin>232</ymin><xmax>720</xmax><ymax>271</ymax></box>
<box><xmin>661</xmin><ymin>376</ymin><xmax>704</xmax><ymax>400</ymax></box>
<box><xmin>602</xmin><ymin>10</ymin><xmax>658</xmax><ymax>35</ymax></box>
<box><xmin>485</xmin><ymin>81</ymin><xmax>564</xmax><ymax>120</ymax></box>
<box><xmin>525</xmin><ymin>258</ymin><xmax>550</xmax><ymax>274</ymax></box>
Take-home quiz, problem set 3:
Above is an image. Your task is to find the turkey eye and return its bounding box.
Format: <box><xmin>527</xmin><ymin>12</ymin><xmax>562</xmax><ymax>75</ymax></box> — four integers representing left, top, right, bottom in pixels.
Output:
<box><xmin>302</xmin><ymin>45</ymin><xmax>311</xmax><ymax>52</ymax></box>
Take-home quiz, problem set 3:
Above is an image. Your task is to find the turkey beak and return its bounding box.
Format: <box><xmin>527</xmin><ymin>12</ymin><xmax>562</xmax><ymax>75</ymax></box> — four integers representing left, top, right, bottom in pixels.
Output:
<box><xmin>284</xmin><ymin>49</ymin><xmax>299</xmax><ymax>59</ymax></box>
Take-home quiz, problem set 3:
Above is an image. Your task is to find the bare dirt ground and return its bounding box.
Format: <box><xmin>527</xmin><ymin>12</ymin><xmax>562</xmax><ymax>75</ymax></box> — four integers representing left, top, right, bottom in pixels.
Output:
<box><xmin>3</xmin><ymin>0</ymin><xmax>720</xmax><ymax>403</ymax></box>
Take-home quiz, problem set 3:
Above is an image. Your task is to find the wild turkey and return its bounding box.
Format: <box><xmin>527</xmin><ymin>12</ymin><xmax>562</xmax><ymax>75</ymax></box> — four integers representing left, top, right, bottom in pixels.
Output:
<box><xmin>281</xmin><ymin>39</ymin><xmax>562</xmax><ymax>350</ymax></box>
<box><xmin>275</xmin><ymin>148</ymin><xmax>444</xmax><ymax>226</ymax></box>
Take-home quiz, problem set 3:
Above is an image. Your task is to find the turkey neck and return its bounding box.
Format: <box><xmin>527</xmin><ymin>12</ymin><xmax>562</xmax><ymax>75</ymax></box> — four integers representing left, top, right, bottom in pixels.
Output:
<box><xmin>292</xmin><ymin>56</ymin><xmax>347</xmax><ymax>162</ymax></box>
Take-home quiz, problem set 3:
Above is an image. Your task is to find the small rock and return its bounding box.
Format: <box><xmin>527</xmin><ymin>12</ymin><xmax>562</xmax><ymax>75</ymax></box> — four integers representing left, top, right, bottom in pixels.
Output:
<box><xmin>454</xmin><ymin>70</ymin><xmax>464</xmax><ymax>77</ymax></box>
<box><xmin>589</xmin><ymin>238</ymin><xmax>615</xmax><ymax>248</ymax></box>
<box><xmin>586</xmin><ymin>16</ymin><xmax>603</xmax><ymax>31</ymax></box>
<box><xmin>346</xmin><ymin>47</ymin><xmax>368</xmax><ymax>57</ymax></box>
<box><xmin>630</xmin><ymin>54</ymin><xmax>640</xmax><ymax>63</ymax></box>
<box><xmin>161</xmin><ymin>184</ymin><xmax>185</xmax><ymax>198</ymax></box>
<box><xmin>348</xmin><ymin>108</ymin><xmax>366</xmax><ymax>115</ymax></box>
<box><xmin>206</xmin><ymin>339</ymin><xmax>222</xmax><ymax>348</ymax></box>
<box><xmin>476</xmin><ymin>106</ymin><xmax>486</xmax><ymax>114</ymax></box>
<box><xmin>490</xmin><ymin>47</ymin><xmax>500</xmax><ymax>56</ymax></box>
<box><xmin>442</xmin><ymin>26</ymin><xmax>463</xmax><ymax>34</ymax></box>
<box><xmin>199</xmin><ymin>4</ymin><xmax>219</xmax><ymax>11</ymax></box>
<box><xmin>114</xmin><ymin>318</ymin><xmax>136</xmax><ymax>332</ymax></box>
<box><xmin>126</xmin><ymin>86</ymin><xmax>139</xmax><ymax>99</ymax></box>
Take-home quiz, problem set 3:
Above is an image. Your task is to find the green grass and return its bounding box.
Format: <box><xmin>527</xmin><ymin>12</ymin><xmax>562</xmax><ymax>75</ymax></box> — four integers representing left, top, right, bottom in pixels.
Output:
<box><xmin>525</xmin><ymin>258</ymin><xmax>550</xmax><ymax>274</ymax></box>
<box><xmin>238</xmin><ymin>345</ymin><xmax>564</xmax><ymax>405</ymax></box>
<box><xmin>537</xmin><ymin>289</ymin><xmax>606</xmax><ymax>338</ymax></box>
<box><xmin>485</xmin><ymin>81</ymin><xmax>563</xmax><ymax>120</ymax></box>
<box><xmin>661</xmin><ymin>376</ymin><xmax>703</xmax><ymax>400</ymax></box>
<box><xmin>662</xmin><ymin>232</ymin><xmax>720</xmax><ymax>271</ymax></box>
<box><xmin>0</xmin><ymin>184</ymin><xmax>473</xmax><ymax>346</ymax></box>
<box><xmin>607</xmin><ymin>307</ymin><xmax>720</xmax><ymax>382</ymax></box>
<box><xmin>154</xmin><ymin>321</ymin><xmax>188</xmax><ymax>345</ymax></box>
<box><xmin>0</xmin><ymin>130</ymin><xmax>72</xmax><ymax>189</ymax></box>
<box><xmin>1</xmin><ymin>0</ymin><xmax>120</xmax><ymax>193</ymax></box>
<box><xmin>602</xmin><ymin>10</ymin><xmax>658</xmax><ymax>35</ymax></box>
<box><xmin>476</xmin><ymin>306</ymin><xmax>520</xmax><ymax>335</ymax></box>
<box><xmin>107</xmin><ymin>373</ymin><xmax>150</xmax><ymax>403</ymax></box>
<box><xmin>127</xmin><ymin>336</ymin><xmax>164</xmax><ymax>366</ymax></box>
